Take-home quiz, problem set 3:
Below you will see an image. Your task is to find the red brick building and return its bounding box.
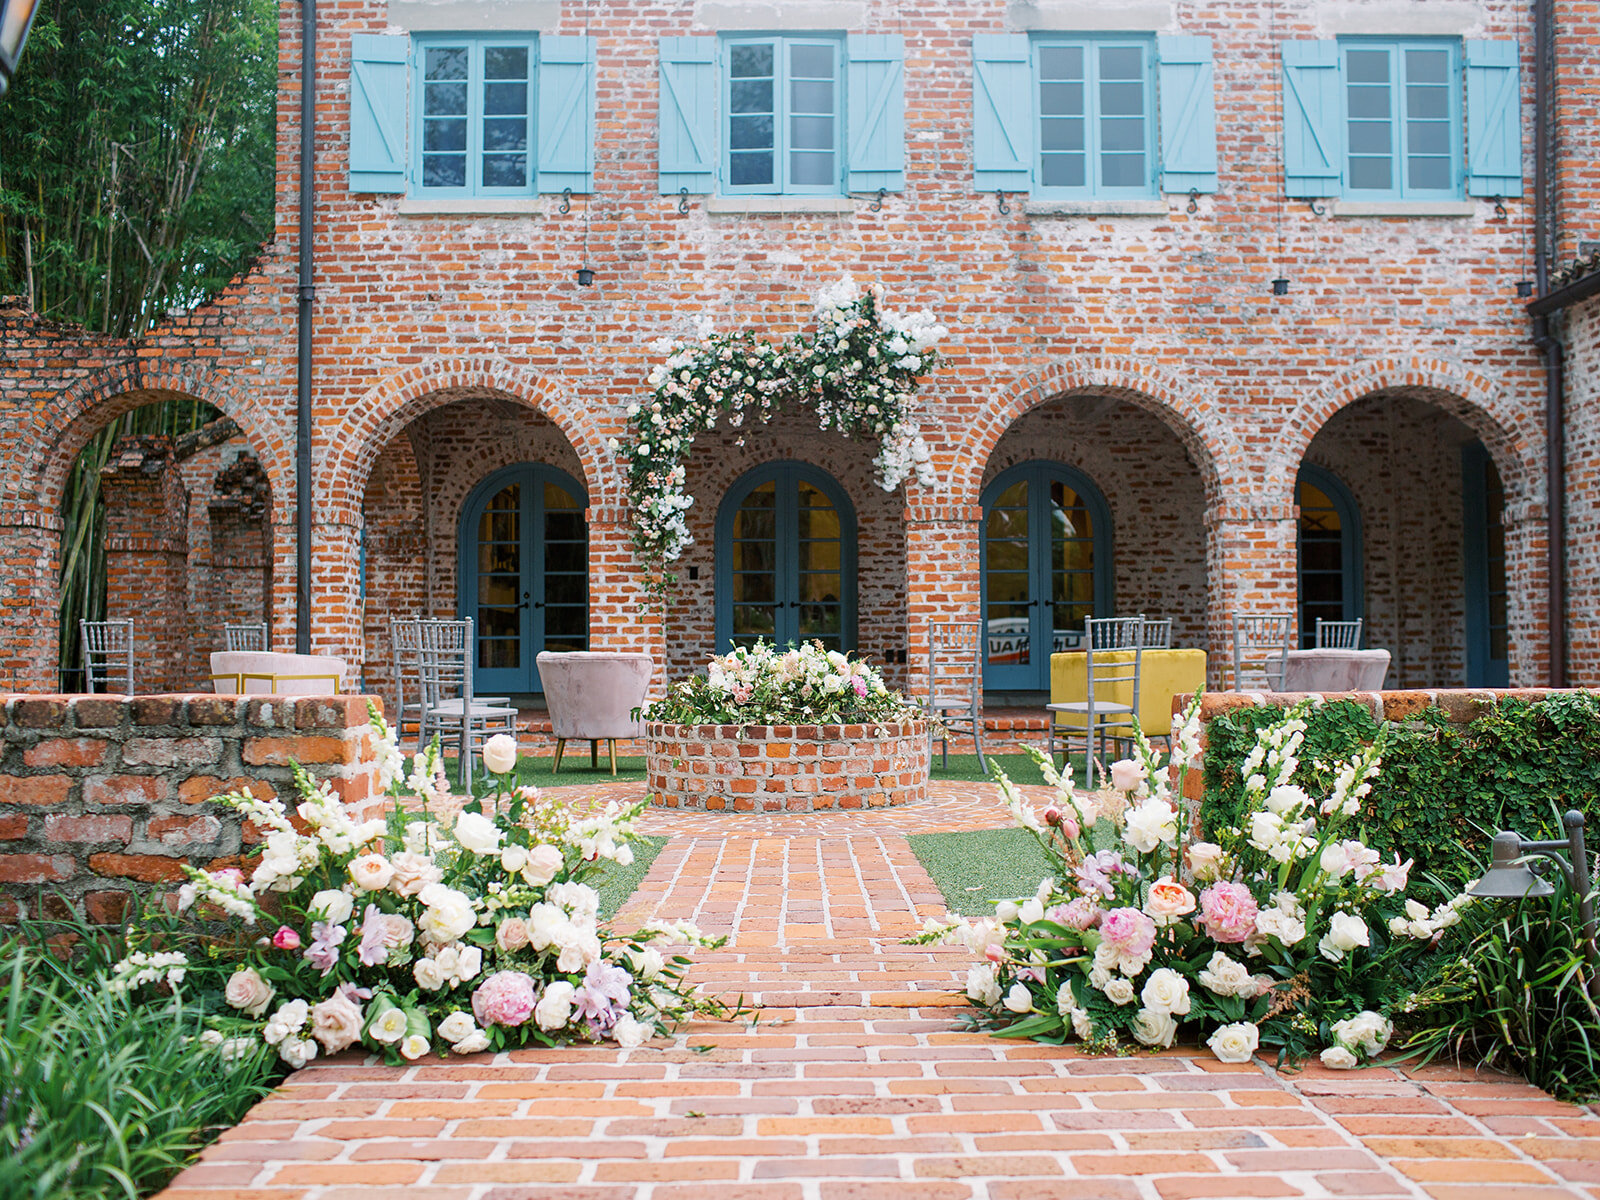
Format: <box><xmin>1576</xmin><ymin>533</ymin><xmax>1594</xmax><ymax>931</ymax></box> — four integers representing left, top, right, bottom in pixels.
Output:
<box><xmin>2</xmin><ymin>0</ymin><xmax>1597</xmax><ymax>705</ymax></box>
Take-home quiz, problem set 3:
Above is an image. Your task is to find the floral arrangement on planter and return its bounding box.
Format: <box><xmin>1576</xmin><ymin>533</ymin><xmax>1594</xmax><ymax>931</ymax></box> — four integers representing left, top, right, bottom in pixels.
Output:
<box><xmin>613</xmin><ymin>276</ymin><xmax>947</xmax><ymax>574</ymax></box>
<box><xmin>109</xmin><ymin>713</ymin><xmax>732</xmax><ymax>1068</ymax></box>
<box><xmin>916</xmin><ymin>699</ymin><xmax>1465</xmax><ymax>1066</ymax></box>
<box><xmin>645</xmin><ymin>639</ymin><xmax>922</xmax><ymax>727</ymax></box>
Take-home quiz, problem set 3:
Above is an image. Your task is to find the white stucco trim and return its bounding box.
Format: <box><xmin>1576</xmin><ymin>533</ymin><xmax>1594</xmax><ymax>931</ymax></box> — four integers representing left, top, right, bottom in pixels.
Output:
<box><xmin>1007</xmin><ymin>0</ymin><xmax>1175</xmax><ymax>31</ymax></box>
<box><xmin>692</xmin><ymin>0</ymin><xmax>863</xmax><ymax>31</ymax></box>
<box><xmin>1316</xmin><ymin>2</ymin><xmax>1489</xmax><ymax>37</ymax></box>
<box><xmin>386</xmin><ymin>0</ymin><xmax>563</xmax><ymax>32</ymax></box>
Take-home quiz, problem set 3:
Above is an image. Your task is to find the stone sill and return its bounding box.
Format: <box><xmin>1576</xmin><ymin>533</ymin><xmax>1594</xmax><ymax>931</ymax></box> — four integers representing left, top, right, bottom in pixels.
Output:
<box><xmin>703</xmin><ymin>195</ymin><xmax>856</xmax><ymax>215</ymax></box>
<box><xmin>395</xmin><ymin>197</ymin><xmax>548</xmax><ymax>216</ymax></box>
<box><xmin>1330</xmin><ymin>200</ymin><xmax>1478</xmax><ymax>219</ymax></box>
<box><xmin>1023</xmin><ymin>198</ymin><xmax>1171</xmax><ymax>217</ymax></box>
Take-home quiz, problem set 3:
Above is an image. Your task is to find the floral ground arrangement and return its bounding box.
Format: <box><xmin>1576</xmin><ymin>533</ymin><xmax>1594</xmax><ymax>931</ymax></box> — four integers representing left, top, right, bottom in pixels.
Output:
<box><xmin>644</xmin><ymin>639</ymin><xmax>921</xmax><ymax>727</ymax></box>
<box><xmin>108</xmin><ymin>713</ymin><xmax>734</xmax><ymax>1069</ymax></box>
<box><xmin>918</xmin><ymin>699</ymin><xmax>1473</xmax><ymax>1067</ymax></box>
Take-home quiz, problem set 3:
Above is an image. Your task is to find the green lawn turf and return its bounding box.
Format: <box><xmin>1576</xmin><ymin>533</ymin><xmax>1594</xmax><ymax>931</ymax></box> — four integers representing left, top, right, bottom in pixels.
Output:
<box><xmin>907</xmin><ymin>828</ymin><xmax>1057</xmax><ymax>917</ymax></box>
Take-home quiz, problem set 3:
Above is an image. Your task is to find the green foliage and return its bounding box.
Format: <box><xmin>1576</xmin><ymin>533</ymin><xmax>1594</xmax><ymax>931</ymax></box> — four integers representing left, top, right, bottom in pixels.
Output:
<box><xmin>1202</xmin><ymin>695</ymin><xmax>1600</xmax><ymax>898</ymax></box>
<box><xmin>1399</xmin><ymin>858</ymin><xmax>1600</xmax><ymax>1103</ymax></box>
<box><xmin>0</xmin><ymin>918</ymin><xmax>282</xmax><ymax>1200</ymax></box>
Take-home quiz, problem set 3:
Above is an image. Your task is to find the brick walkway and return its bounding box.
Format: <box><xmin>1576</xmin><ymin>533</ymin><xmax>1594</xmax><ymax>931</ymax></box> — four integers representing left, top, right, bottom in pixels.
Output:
<box><xmin>160</xmin><ymin>782</ymin><xmax>1600</xmax><ymax>1200</ymax></box>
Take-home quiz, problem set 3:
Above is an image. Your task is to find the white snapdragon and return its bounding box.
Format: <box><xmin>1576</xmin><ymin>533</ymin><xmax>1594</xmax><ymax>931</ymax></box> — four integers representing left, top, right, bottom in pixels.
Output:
<box><xmin>108</xmin><ymin>950</ymin><xmax>189</xmax><ymax>993</ymax></box>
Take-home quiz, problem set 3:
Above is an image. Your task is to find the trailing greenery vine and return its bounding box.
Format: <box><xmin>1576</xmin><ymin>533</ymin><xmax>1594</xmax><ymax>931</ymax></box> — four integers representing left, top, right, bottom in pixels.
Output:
<box><xmin>1201</xmin><ymin>694</ymin><xmax>1600</xmax><ymax>899</ymax></box>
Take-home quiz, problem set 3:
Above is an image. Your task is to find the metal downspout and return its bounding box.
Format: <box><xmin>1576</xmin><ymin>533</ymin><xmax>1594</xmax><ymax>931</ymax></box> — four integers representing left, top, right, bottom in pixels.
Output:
<box><xmin>295</xmin><ymin>0</ymin><xmax>316</xmax><ymax>655</ymax></box>
<box><xmin>1532</xmin><ymin>0</ymin><xmax>1566</xmax><ymax>687</ymax></box>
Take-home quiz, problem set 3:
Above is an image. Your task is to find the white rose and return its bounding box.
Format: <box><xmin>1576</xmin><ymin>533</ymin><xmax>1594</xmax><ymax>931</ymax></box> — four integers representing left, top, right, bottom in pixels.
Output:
<box><xmin>1320</xmin><ymin>1045</ymin><xmax>1359</xmax><ymax>1069</ymax></box>
<box><xmin>1331</xmin><ymin>1010</ymin><xmax>1391</xmax><ymax>1056</ymax></box>
<box><xmin>414</xmin><ymin>957</ymin><xmax>447</xmax><ymax>991</ymax></box>
<box><xmin>501</xmin><ymin>845</ymin><xmax>528</xmax><ymax>874</ymax></box>
<box><xmin>455</xmin><ymin>945</ymin><xmax>483</xmax><ymax>983</ymax></box>
<box><xmin>368</xmin><ymin>1006</ymin><xmax>409</xmax><ymax>1044</ymax></box>
<box><xmin>1186</xmin><ymin>841</ymin><xmax>1226</xmax><ymax>881</ymax></box>
<box><xmin>627</xmin><ymin>946</ymin><xmax>665</xmax><ymax>981</ymax></box>
<box><xmin>526</xmin><ymin>903</ymin><xmax>568</xmax><ymax>951</ymax></box>
<box><xmin>1102</xmin><ymin>978</ymin><xmax>1136</xmax><ymax>1006</ymax></box>
<box><xmin>308</xmin><ymin>888</ymin><xmax>353</xmax><ymax>925</ymax></box>
<box><xmin>482</xmin><ymin>733</ymin><xmax>519</xmax><ymax>775</ymax></box>
<box><xmin>224</xmin><ymin>968</ymin><xmax>275</xmax><ymax>1017</ymax></box>
<box><xmin>1197</xmin><ymin>952</ymin><xmax>1252</xmax><ymax>998</ymax></box>
<box><xmin>1256</xmin><ymin>908</ymin><xmax>1307</xmax><ymax>947</ymax></box>
<box><xmin>1319</xmin><ymin>842</ymin><xmax>1353</xmax><ymax>879</ymax></box>
<box><xmin>994</xmin><ymin>900</ymin><xmax>1019</xmax><ymax>923</ymax></box>
<box><xmin>1140</xmin><ymin>968</ymin><xmax>1192</xmax><ymax>1016</ymax></box>
<box><xmin>453</xmin><ymin>1031</ymin><xmax>490</xmax><ymax>1054</ymax></box>
<box><xmin>400</xmin><ymin>1034</ymin><xmax>431</xmax><ymax>1061</ymax></box>
<box><xmin>612</xmin><ymin>1014</ymin><xmax>649</xmax><ymax>1048</ymax></box>
<box><xmin>1318</xmin><ymin>912</ymin><xmax>1370</xmax><ymax>963</ymax></box>
<box><xmin>348</xmin><ymin>852</ymin><xmax>394</xmax><ymax>892</ymax></box>
<box><xmin>278</xmin><ymin>1035</ymin><xmax>318</xmax><ymax>1069</ymax></box>
<box><xmin>417</xmin><ymin>883</ymin><xmax>477</xmax><ymax>944</ymax></box>
<box><xmin>1018</xmin><ymin>899</ymin><xmax>1045</xmax><ymax>926</ymax></box>
<box><xmin>534</xmin><ymin>981</ymin><xmax>577</xmax><ymax>1031</ymax></box>
<box><xmin>437</xmin><ymin>1011</ymin><xmax>477</xmax><ymax>1044</ymax></box>
<box><xmin>1207</xmin><ymin>1021</ymin><xmax>1260</xmax><ymax>1064</ymax></box>
<box><xmin>1123</xmin><ymin>801</ymin><xmax>1177</xmax><ymax>854</ymax></box>
<box><xmin>1109</xmin><ymin>758</ymin><xmax>1145</xmax><ymax>793</ymax></box>
<box><xmin>966</xmin><ymin>965</ymin><xmax>1001</xmax><ymax>1006</ymax></box>
<box><xmin>1131</xmin><ymin>1007</ymin><xmax>1178</xmax><ymax>1048</ymax></box>
<box><xmin>1004</xmin><ymin>983</ymin><xmax>1034</xmax><ymax>1013</ymax></box>
<box><xmin>453</xmin><ymin>811</ymin><xmax>503</xmax><ymax>856</ymax></box>
<box><xmin>522</xmin><ymin>844</ymin><xmax>565</xmax><ymax>887</ymax></box>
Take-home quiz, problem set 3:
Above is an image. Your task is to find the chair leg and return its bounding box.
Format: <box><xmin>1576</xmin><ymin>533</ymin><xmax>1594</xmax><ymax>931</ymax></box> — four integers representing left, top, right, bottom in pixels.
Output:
<box><xmin>973</xmin><ymin>709</ymin><xmax>987</xmax><ymax>775</ymax></box>
<box><xmin>608</xmin><ymin>739</ymin><xmax>618</xmax><ymax>776</ymax></box>
<box><xmin>553</xmin><ymin>738</ymin><xmax>565</xmax><ymax>773</ymax></box>
<box><xmin>590</xmin><ymin>740</ymin><xmax>598</xmax><ymax>769</ymax></box>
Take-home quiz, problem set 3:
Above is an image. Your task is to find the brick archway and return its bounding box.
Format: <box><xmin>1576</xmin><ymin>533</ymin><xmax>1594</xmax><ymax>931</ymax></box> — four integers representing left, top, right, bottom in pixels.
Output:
<box><xmin>322</xmin><ymin>357</ymin><xmax>613</xmax><ymax>523</ymax></box>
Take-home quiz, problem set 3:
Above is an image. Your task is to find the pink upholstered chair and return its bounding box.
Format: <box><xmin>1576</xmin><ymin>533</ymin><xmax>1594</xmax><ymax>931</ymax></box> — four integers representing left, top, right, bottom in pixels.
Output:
<box><xmin>535</xmin><ymin>651</ymin><xmax>654</xmax><ymax>774</ymax></box>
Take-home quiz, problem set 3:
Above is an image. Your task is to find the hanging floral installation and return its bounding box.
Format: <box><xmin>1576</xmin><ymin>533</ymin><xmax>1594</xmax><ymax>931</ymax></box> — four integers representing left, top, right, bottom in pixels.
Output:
<box><xmin>613</xmin><ymin>277</ymin><xmax>947</xmax><ymax>586</ymax></box>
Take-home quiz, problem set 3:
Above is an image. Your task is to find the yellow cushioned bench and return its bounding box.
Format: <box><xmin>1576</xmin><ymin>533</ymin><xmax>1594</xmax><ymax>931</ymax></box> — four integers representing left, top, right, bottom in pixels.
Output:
<box><xmin>1049</xmin><ymin>648</ymin><xmax>1208</xmax><ymax>742</ymax></box>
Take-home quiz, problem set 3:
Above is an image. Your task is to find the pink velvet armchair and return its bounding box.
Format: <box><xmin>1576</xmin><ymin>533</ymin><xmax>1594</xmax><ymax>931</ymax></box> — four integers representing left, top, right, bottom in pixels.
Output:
<box><xmin>535</xmin><ymin>651</ymin><xmax>654</xmax><ymax>774</ymax></box>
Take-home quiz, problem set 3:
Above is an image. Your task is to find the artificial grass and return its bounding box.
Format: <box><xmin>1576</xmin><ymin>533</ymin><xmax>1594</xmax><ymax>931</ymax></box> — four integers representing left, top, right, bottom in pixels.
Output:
<box><xmin>593</xmin><ymin>834</ymin><xmax>670</xmax><ymax>919</ymax></box>
<box><xmin>907</xmin><ymin>828</ymin><xmax>1056</xmax><ymax>917</ymax></box>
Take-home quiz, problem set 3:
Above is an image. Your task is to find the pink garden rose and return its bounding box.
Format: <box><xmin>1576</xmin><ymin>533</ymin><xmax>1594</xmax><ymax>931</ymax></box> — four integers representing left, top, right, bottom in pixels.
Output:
<box><xmin>1144</xmin><ymin>877</ymin><xmax>1198</xmax><ymax>926</ymax></box>
<box><xmin>1198</xmin><ymin>882</ymin><xmax>1260</xmax><ymax>944</ymax></box>
<box><xmin>1099</xmin><ymin>907</ymin><xmax>1157</xmax><ymax>961</ymax></box>
<box><xmin>472</xmin><ymin>970</ymin><xmax>538</xmax><ymax>1028</ymax></box>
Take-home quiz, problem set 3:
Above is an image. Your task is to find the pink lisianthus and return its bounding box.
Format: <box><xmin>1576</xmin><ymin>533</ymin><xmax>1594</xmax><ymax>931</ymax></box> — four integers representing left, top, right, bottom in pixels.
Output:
<box><xmin>1198</xmin><ymin>882</ymin><xmax>1260</xmax><ymax>944</ymax></box>
<box><xmin>272</xmin><ymin>925</ymin><xmax>302</xmax><ymax>951</ymax></box>
<box><xmin>850</xmin><ymin>676</ymin><xmax>868</xmax><ymax>698</ymax></box>
<box><xmin>471</xmin><ymin>970</ymin><xmax>538</xmax><ymax>1028</ymax></box>
<box><xmin>1099</xmin><ymin>907</ymin><xmax>1157</xmax><ymax>961</ymax></box>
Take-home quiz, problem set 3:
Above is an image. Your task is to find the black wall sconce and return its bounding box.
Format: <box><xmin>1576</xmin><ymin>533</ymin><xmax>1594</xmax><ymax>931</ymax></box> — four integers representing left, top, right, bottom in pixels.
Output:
<box><xmin>575</xmin><ymin>267</ymin><xmax>595</xmax><ymax>287</ymax></box>
<box><xmin>1271</xmin><ymin>277</ymin><xmax>1290</xmax><ymax>295</ymax></box>
<box><xmin>1516</xmin><ymin>280</ymin><xmax>1534</xmax><ymax>298</ymax></box>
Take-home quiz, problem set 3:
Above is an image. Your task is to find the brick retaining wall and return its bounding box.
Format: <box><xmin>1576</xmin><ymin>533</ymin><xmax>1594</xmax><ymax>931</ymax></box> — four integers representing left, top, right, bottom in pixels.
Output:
<box><xmin>0</xmin><ymin>693</ymin><xmax>382</xmax><ymax>923</ymax></box>
<box><xmin>645</xmin><ymin>720</ymin><xmax>931</xmax><ymax>813</ymax></box>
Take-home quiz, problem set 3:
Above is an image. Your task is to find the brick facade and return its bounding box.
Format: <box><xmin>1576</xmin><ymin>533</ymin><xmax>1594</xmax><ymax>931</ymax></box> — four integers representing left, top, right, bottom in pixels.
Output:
<box><xmin>0</xmin><ymin>692</ymin><xmax>381</xmax><ymax>922</ymax></box>
<box><xmin>2</xmin><ymin>0</ymin><xmax>1598</xmax><ymax>700</ymax></box>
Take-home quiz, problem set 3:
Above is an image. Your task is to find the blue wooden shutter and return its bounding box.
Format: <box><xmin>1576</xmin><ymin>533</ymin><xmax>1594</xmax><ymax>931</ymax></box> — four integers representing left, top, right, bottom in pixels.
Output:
<box><xmin>659</xmin><ymin>36</ymin><xmax>717</xmax><ymax>194</ymax></box>
<box><xmin>1465</xmin><ymin>39</ymin><xmax>1522</xmax><ymax>197</ymax></box>
<box><xmin>349</xmin><ymin>34</ymin><xmax>408</xmax><ymax>193</ymax></box>
<box><xmin>972</xmin><ymin>34</ymin><xmax>1032</xmax><ymax>192</ymax></box>
<box><xmin>538</xmin><ymin>36</ymin><xmax>596</xmax><ymax>193</ymax></box>
<box><xmin>1157</xmin><ymin>35</ymin><xmax>1218</xmax><ymax>194</ymax></box>
<box><xmin>846</xmin><ymin>34</ymin><xmax>905</xmax><ymax>193</ymax></box>
<box><xmin>1281</xmin><ymin>40</ymin><xmax>1342</xmax><ymax>198</ymax></box>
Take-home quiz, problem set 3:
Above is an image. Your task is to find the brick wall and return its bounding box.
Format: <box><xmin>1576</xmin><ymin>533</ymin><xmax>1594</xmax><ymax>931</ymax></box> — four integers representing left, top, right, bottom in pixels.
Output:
<box><xmin>0</xmin><ymin>692</ymin><xmax>381</xmax><ymax>923</ymax></box>
<box><xmin>1567</xmin><ymin>296</ymin><xmax>1600</xmax><ymax>682</ymax></box>
<box><xmin>2</xmin><ymin>0</ymin><xmax>1596</xmax><ymax>699</ymax></box>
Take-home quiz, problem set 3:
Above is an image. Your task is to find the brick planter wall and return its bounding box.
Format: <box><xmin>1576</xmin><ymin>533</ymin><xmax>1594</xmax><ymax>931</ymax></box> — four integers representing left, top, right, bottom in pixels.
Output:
<box><xmin>645</xmin><ymin>720</ymin><xmax>931</xmax><ymax>813</ymax></box>
<box><xmin>0</xmin><ymin>693</ymin><xmax>382</xmax><ymax>923</ymax></box>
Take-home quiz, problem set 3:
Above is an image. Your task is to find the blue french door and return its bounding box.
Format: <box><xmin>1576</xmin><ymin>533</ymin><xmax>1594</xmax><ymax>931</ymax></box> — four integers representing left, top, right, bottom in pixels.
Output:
<box><xmin>980</xmin><ymin>461</ymin><xmax>1112</xmax><ymax>692</ymax></box>
<box><xmin>458</xmin><ymin>464</ymin><xmax>587</xmax><ymax>694</ymax></box>
<box><xmin>715</xmin><ymin>462</ymin><xmax>856</xmax><ymax>653</ymax></box>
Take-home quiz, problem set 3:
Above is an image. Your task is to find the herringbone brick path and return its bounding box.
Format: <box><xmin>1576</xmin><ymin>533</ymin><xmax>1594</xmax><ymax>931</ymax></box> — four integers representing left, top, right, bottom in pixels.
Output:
<box><xmin>158</xmin><ymin>782</ymin><xmax>1600</xmax><ymax>1200</ymax></box>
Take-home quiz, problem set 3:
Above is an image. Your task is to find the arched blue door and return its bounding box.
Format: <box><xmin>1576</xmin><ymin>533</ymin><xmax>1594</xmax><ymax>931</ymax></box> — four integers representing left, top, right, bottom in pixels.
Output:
<box><xmin>458</xmin><ymin>463</ymin><xmax>588</xmax><ymax>694</ymax></box>
<box><xmin>715</xmin><ymin>462</ymin><xmax>857</xmax><ymax>653</ymax></box>
<box><xmin>981</xmin><ymin>461</ymin><xmax>1112</xmax><ymax>692</ymax></box>
<box><xmin>1295</xmin><ymin>465</ymin><xmax>1363</xmax><ymax>649</ymax></box>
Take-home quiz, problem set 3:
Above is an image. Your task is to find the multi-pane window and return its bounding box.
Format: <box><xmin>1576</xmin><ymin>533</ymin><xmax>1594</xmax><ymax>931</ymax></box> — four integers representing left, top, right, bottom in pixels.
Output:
<box><xmin>1342</xmin><ymin>40</ymin><xmax>1458</xmax><ymax>198</ymax></box>
<box><xmin>416</xmin><ymin>36</ymin><xmax>536</xmax><ymax>194</ymax></box>
<box><xmin>723</xmin><ymin>36</ymin><xmax>842</xmax><ymax>193</ymax></box>
<box><xmin>1034</xmin><ymin>38</ymin><xmax>1155</xmax><ymax>196</ymax></box>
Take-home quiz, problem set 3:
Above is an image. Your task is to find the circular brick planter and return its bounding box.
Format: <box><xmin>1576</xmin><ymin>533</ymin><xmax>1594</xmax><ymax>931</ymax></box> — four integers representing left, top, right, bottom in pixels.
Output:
<box><xmin>645</xmin><ymin>719</ymin><xmax>931</xmax><ymax>813</ymax></box>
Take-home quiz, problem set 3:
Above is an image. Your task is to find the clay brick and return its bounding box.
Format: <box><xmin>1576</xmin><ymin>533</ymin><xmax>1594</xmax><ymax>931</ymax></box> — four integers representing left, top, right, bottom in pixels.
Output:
<box><xmin>186</xmin><ymin>697</ymin><xmax>241</xmax><ymax>725</ymax></box>
<box><xmin>1</xmin><ymin>774</ymin><xmax>72</xmax><ymax>805</ymax></box>
<box><xmin>121</xmin><ymin>736</ymin><xmax>221</xmax><ymax>767</ymax></box>
<box><xmin>87</xmin><ymin>852</ymin><xmax>187</xmax><ymax>882</ymax></box>
<box><xmin>130</xmin><ymin>697</ymin><xmax>184</xmax><ymax>726</ymax></box>
<box><xmin>243</xmin><ymin>735</ymin><xmax>348</xmax><ymax>766</ymax></box>
<box><xmin>42</xmin><ymin>812</ymin><xmax>133</xmax><ymax>842</ymax></box>
<box><xmin>84</xmin><ymin>889</ymin><xmax>134</xmax><ymax>924</ymax></box>
<box><xmin>0</xmin><ymin>853</ymin><xmax>76</xmax><ymax>882</ymax></box>
<box><xmin>0</xmin><ymin>812</ymin><xmax>26</xmax><ymax>838</ymax></box>
<box><xmin>13</xmin><ymin>698</ymin><xmax>69</xmax><ymax>728</ymax></box>
<box><xmin>69</xmin><ymin>698</ymin><xmax>127</xmax><ymax>728</ymax></box>
<box><xmin>179</xmin><ymin>775</ymin><xmax>272</xmax><ymax>805</ymax></box>
<box><xmin>145</xmin><ymin>813</ymin><xmax>223</xmax><ymax>848</ymax></box>
<box><xmin>84</xmin><ymin>775</ymin><xmax>167</xmax><ymax>805</ymax></box>
<box><xmin>24</xmin><ymin>737</ymin><xmax>109</xmax><ymax>767</ymax></box>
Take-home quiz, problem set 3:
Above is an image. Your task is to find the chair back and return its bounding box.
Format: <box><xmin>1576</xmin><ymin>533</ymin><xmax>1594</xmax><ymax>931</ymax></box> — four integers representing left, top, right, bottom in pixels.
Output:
<box><xmin>1314</xmin><ymin>618</ymin><xmax>1363</xmax><ymax>649</ymax></box>
<box><xmin>1084</xmin><ymin>617</ymin><xmax>1144</xmax><ymax>709</ymax></box>
<box><xmin>1139</xmin><ymin>617</ymin><xmax>1172</xmax><ymax>648</ymax></box>
<box><xmin>416</xmin><ymin>619</ymin><xmax>474</xmax><ymax>710</ymax></box>
<box><xmin>80</xmin><ymin>619</ymin><xmax>134</xmax><ymax>695</ymax></box>
<box><xmin>1232</xmin><ymin>614</ymin><xmax>1294</xmax><ymax>691</ymax></box>
<box><xmin>536</xmin><ymin>651</ymin><xmax>653</xmax><ymax>739</ymax></box>
<box><xmin>390</xmin><ymin>616</ymin><xmax>424</xmax><ymax>722</ymax></box>
<box><xmin>928</xmin><ymin>621</ymin><xmax>982</xmax><ymax>710</ymax></box>
<box><xmin>223</xmin><ymin>622</ymin><xmax>268</xmax><ymax>652</ymax></box>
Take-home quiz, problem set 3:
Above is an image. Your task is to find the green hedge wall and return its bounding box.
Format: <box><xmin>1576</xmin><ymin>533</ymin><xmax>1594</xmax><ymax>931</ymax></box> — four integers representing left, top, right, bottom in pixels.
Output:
<box><xmin>1200</xmin><ymin>693</ymin><xmax>1600</xmax><ymax>896</ymax></box>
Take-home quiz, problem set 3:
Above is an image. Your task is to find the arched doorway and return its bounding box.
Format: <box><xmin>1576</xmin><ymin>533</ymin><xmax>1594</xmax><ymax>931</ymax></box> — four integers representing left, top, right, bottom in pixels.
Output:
<box><xmin>458</xmin><ymin>462</ymin><xmax>588</xmax><ymax>694</ymax></box>
<box><xmin>980</xmin><ymin>460</ymin><xmax>1112</xmax><ymax>692</ymax></box>
<box><xmin>1295</xmin><ymin>465</ymin><xmax>1363</xmax><ymax>648</ymax></box>
<box><xmin>714</xmin><ymin>462</ymin><xmax>857</xmax><ymax>654</ymax></box>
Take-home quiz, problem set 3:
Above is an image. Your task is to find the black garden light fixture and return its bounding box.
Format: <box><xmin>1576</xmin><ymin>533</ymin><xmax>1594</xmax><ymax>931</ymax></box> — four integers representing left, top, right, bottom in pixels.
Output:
<box><xmin>1271</xmin><ymin>277</ymin><xmax>1290</xmax><ymax>296</ymax></box>
<box><xmin>575</xmin><ymin>266</ymin><xmax>595</xmax><ymax>287</ymax></box>
<box><xmin>0</xmin><ymin>0</ymin><xmax>41</xmax><ymax>97</ymax></box>
<box><xmin>1468</xmin><ymin>810</ymin><xmax>1600</xmax><ymax>1001</ymax></box>
<box><xmin>1516</xmin><ymin>279</ymin><xmax>1534</xmax><ymax>298</ymax></box>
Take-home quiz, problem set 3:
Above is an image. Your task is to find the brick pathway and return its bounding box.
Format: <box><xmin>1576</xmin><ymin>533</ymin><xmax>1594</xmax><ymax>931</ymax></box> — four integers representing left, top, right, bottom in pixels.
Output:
<box><xmin>160</xmin><ymin>782</ymin><xmax>1600</xmax><ymax>1200</ymax></box>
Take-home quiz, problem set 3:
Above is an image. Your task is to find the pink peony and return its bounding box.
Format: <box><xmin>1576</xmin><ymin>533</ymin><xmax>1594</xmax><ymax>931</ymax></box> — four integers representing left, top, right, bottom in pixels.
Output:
<box><xmin>272</xmin><ymin>925</ymin><xmax>302</xmax><ymax>951</ymax></box>
<box><xmin>471</xmin><ymin>970</ymin><xmax>538</xmax><ymax>1028</ymax></box>
<box><xmin>1198</xmin><ymin>882</ymin><xmax>1260</xmax><ymax>944</ymax></box>
<box><xmin>1050</xmin><ymin>897</ymin><xmax>1103</xmax><ymax>931</ymax></box>
<box><xmin>1099</xmin><ymin>907</ymin><xmax>1157</xmax><ymax>960</ymax></box>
